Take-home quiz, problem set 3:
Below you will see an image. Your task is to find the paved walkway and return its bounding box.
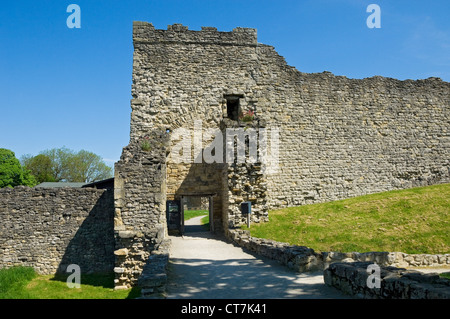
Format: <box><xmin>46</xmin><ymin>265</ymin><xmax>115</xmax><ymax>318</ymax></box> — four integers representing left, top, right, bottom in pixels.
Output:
<box><xmin>166</xmin><ymin>216</ymin><xmax>351</xmax><ymax>299</ymax></box>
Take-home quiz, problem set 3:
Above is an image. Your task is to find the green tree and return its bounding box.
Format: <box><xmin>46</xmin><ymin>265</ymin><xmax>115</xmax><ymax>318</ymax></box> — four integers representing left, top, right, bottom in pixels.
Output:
<box><xmin>21</xmin><ymin>154</ymin><xmax>56</xmax><ymax>184</ymax></box>
<box><xmin>23</xmin><ymin>147</ymin><xmax>113</xmax><ymax>183</ymax></box>
<box><xmin>0</xmin><ymin>149</ymin><xmax>36</xmax><ymax>188</ymax></box>
<box><xmin>67</xmin><ymin>150</ymin><xmax>113</xmax><ymax>183</ymax></box>
<box><xmin>40</xmin><ymin>147</ymin><xmax>74</xmax><ymax>182</ymax></box>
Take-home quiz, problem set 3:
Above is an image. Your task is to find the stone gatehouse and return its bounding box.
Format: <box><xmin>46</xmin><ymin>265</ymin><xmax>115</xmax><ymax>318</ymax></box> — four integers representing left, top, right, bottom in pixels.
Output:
<box><xmin>1</xmin><ymin>22</ymin><xmax>448</xmax><ymax>291</ymax></box>
<box><xmin>111</xmin><ymin>22</ymin><xmax>449</xmax><ymax>288</ymax></box>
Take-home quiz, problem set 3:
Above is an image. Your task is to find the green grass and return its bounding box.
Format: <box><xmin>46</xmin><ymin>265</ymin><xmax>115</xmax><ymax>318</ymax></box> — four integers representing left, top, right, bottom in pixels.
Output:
<box><xmin>200</xmin><ymin>215</ymin><xmax>210</xmax><ymax>230</ymax></box>
<box><xmin>184</xmin><ymin>209</ymin><xmax>209</xmax><ymax>220</ymax></box>
<box><xmin>246</xmin><ymin>184</ymin><xmax>450</xmax><ymax>254</ymax></box>
<box><xmin>0</xmin><ymin>266</ymin><xmax>140</xmax><ymax>299</ymax></box>
<box><xmin>0</xmin><ymin>266</ymin><xmax>36</xmax><ymax>298</ymax></box>
<box><xmin>185</xmin><ymin>209</ymin><xmax>210</xmax><ymax>230</ymax></box>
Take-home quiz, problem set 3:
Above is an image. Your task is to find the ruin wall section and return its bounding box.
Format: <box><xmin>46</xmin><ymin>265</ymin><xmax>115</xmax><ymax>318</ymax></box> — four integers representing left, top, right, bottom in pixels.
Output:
<box><xmin>0</xmin><ymin>186</ymin><xmax>114</xmax><ymax>275</ymax></box>
<box><xmin>254</xmin><ymin>45</ymin><xmax>449</xmax><ymax>207</ymax></box>
<box><xmin>113</xmin><ymin>130</ymin><xmax>169</xmax><ymax>288</ymax></box>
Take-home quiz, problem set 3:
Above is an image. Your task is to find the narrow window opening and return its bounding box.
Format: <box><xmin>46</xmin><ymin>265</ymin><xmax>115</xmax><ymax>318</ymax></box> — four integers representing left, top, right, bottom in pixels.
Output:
<box><xmin>225</xmin><ymin>96</ymin><xmax>241</xmax><ymax>121</ymax></box>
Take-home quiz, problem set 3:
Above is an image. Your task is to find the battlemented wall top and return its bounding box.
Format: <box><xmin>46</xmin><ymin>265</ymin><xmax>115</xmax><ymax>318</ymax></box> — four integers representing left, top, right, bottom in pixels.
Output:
<box><xmin>133</xmin><ymin>21</ymin><xmax>258</xmax><ymax>46</ymax></box>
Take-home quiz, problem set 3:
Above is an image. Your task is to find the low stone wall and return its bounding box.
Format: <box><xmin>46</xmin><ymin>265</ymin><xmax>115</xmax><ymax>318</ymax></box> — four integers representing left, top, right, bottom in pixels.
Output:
<box><xmin>0</xmin><ymin>186</ymin><xmax>115</xmax><ymax>275</ymax></box>
<box><xmin>228</xmin><ymin>229</ymin><xmax>322</xmax><ymax>272</ymax></box>
<box><xmin>324</xmin><ymin>262</ymin><xmax>450</xmax><ymax>299</ymax></box>
<box><xmin>136</xmin><ymin>238</ymin><xmax>171</xmax><ymax>298</ymax></box>
<box><xmin>228</xmin><ymin>229</ymin><xmax>450</xmax><ymax>271</ymax></box>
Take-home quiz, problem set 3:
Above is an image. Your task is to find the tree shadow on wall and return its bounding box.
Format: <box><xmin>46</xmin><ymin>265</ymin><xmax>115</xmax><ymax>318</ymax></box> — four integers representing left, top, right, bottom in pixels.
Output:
<box><xmin>57</xmin><ymin>190</ymin><xmax>115</xmax><ymax>285</ymax></box>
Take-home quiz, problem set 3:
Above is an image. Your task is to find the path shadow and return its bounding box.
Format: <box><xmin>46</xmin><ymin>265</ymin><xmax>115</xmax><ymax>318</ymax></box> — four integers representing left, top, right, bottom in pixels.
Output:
<box><xmin>166</xmin><ymin>257</ymin><xmax>349</xmax><ymax>299</ymax></box>
<box><xmin>184</xmin><ymin>224</ymin><xmax>209</xmax><ymax>233</ymax></box>
<box><xmin>182</xmin><ymin>214</ymin><xmax>212</xmax><ymax>238</ymax></box>
<box><xmin>169</xmin><ymin>215</ymin><xmax>351</xmax><ymax>299</ymax></box>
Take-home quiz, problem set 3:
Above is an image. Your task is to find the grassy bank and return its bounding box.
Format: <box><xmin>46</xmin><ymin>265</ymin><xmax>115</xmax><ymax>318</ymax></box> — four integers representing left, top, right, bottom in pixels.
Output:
<box><xmin>0</xmin><ymin>266</ymin><xmax>139</xmax><ymax>299</ymax></box>
<box><xmin>246</xmin><ymin>184</ymin><xmax>450</xmax><ymax>254</ymax></box>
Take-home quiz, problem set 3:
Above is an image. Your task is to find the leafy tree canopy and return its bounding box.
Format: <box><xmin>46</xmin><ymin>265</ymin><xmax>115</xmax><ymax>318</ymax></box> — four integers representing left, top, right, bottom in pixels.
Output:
<box><xmin>21</xmin><ymin>147</ymin><xmax>113</xmax><ymax>184</ymax></box>
<box><xmin>0</xmin><ymin>148</ymin><xmax>36</xmax><ymax>188</ymax></box>
<box><xmin>20</xmin><ymin>154</ymin><xmax>55</xmax><ymax>184</ymax></box>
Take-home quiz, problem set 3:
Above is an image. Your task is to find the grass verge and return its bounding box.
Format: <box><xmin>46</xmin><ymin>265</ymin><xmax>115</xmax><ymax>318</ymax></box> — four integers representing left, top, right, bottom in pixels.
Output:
<box><xmin>246</xmin><ymin>184</ymin><xmax>449</xmax><ymax>254</ymax></box>
<box><xmin>0</xmin><ymin>266</ymin><xmax>140</xmax><ymax>299</ymax></box>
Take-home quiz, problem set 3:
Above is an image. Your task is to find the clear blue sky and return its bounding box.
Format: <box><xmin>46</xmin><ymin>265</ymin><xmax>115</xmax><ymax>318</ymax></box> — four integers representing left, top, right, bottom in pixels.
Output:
<box><xmin>1</xmin><ymin>0</ymin><xmax>449</xmax><ymax>168</ymax></box>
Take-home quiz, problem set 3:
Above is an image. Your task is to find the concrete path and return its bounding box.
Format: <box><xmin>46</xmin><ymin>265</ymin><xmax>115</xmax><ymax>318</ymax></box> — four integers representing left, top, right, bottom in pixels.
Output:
<box><xmin>166</xmin><ymin>215</ymin><xmax>351</xmax><ymax>299</ymax></box>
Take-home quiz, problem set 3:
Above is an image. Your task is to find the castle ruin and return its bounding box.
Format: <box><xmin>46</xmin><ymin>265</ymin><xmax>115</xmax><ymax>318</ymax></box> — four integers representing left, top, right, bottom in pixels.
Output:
<box><xmin>1</xmin><ymin>22</ymin><xmax>448</xmax><ymax>291</ymax></box>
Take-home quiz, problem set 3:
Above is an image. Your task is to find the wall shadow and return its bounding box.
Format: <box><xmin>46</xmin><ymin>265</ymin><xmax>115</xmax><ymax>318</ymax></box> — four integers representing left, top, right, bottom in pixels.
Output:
<box><xmin>57</xmin><ymin>190</ymin><xmax>115</xmax><ymax>276</ymax></box>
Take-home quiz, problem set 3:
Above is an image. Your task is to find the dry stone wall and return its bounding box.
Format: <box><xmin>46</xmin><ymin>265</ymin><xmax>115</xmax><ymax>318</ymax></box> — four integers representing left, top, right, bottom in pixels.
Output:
<box><xmin>0</xmin><ymin>186</ymin><xmax>114</xmax><ymax>275</ymax></box>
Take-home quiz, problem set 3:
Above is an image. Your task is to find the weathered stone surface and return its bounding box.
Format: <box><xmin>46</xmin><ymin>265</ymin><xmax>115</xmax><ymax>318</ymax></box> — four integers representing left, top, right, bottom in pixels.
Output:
<box><xmin>114</xmin><ymin>248</ymin><xmax>129</xmax><ymax>256</ymax></box>
<box><xmin>114</xmin><ymin>267</ymin><xmax>125</xmax><ymax>273</ymax></box>
<box><xmin>325</xmin><ymin>262</ymin><xmax>450</xmax><ymax>299</ymax></box>
<box><xmin>137</xmin><ymin>238</ymin><xmax>171</xmax><ymax>298</ymax></box>
<box><xmin>0</xmin><ymin>186</ymin><xmax>114</xmax><ymax>275</ymax></box>
<box><xmin>118</xmin><ymin>231</ymin><xmax>136</xmax><ymax>239</ymax></box>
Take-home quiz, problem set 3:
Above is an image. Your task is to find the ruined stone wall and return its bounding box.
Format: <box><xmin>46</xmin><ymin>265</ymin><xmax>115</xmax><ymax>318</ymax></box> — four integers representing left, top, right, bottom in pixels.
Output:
<box><xmin>130</xmin><ymin>22</ymin><xmax>258</xmax><ymax>136</ymax></box>
<box><xmin>129</xmin><ymin>22</ymin><xmax>449</xmax><ymax>216</ymax></box>
<box><xmin>230</xmin><ymin>229</ymin><xmax>450</xmax><ymax>272</ymax></box>
<box><xmin>254</xmin><ymin>45</ymin><xmax>450</xmax><ymax>207</ymax></box>
<box><xmin>0</xmin><ymin>186</ymin><xmax>114</xmax><ymax>275</ymax></box>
